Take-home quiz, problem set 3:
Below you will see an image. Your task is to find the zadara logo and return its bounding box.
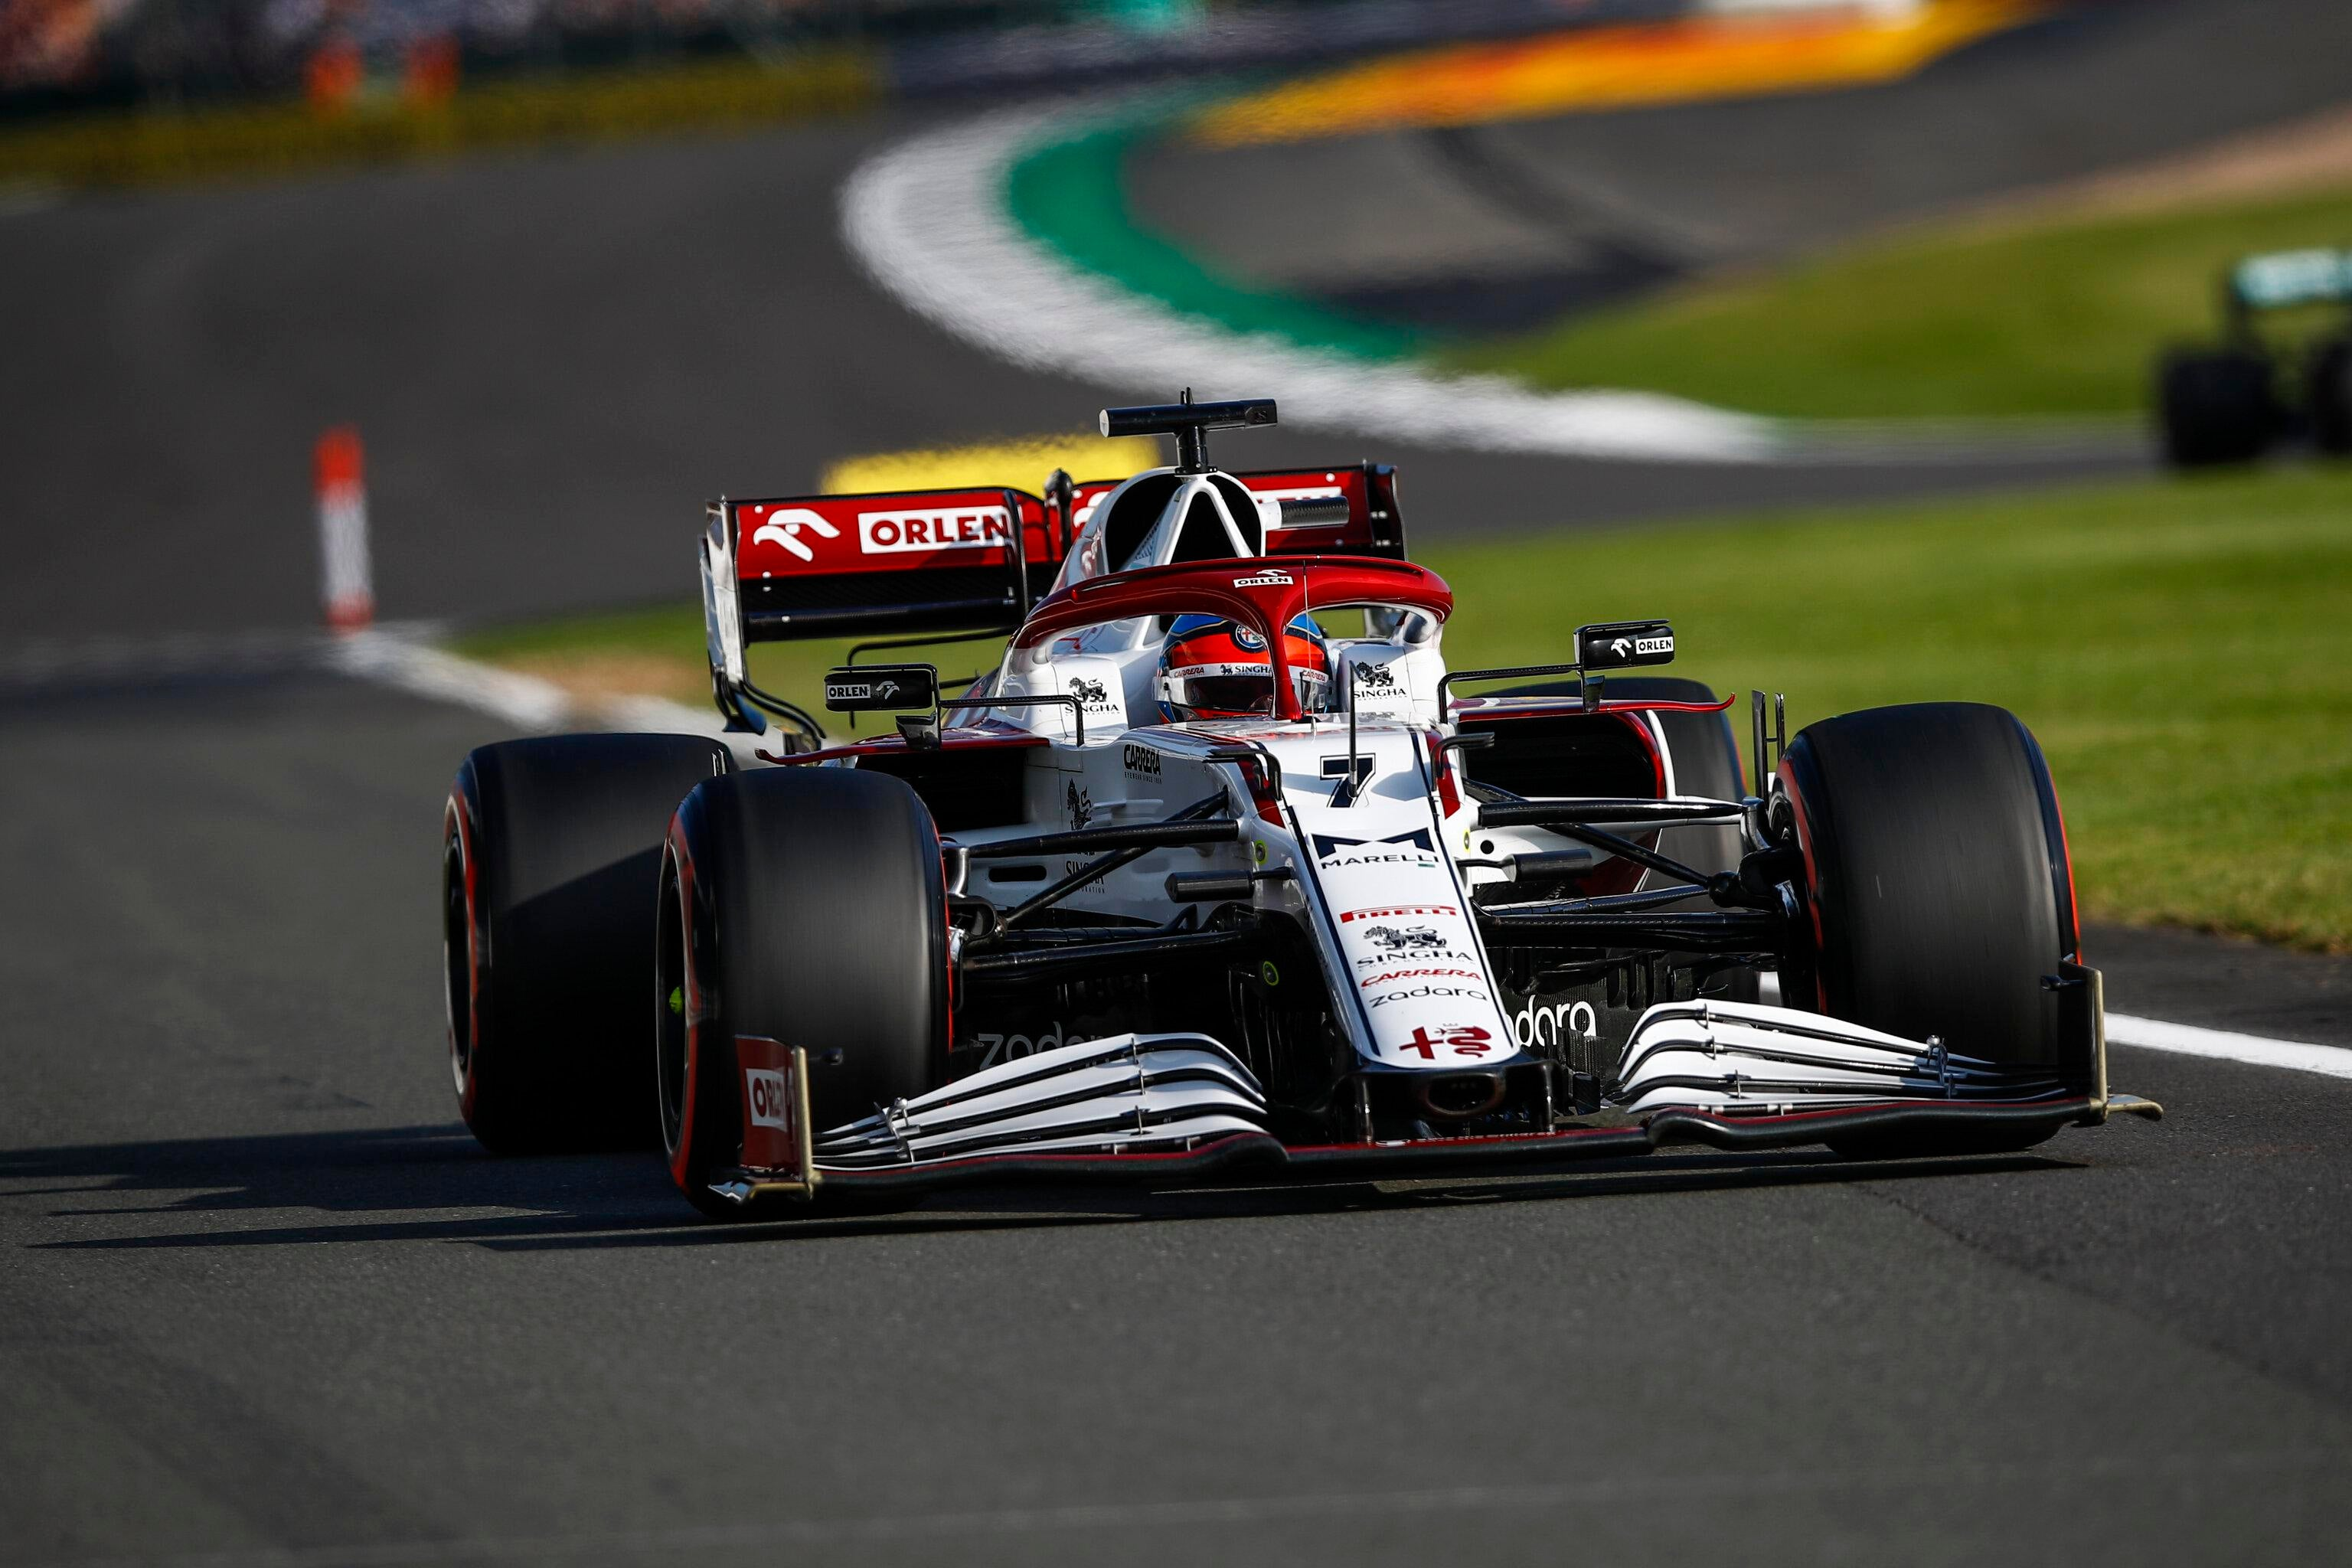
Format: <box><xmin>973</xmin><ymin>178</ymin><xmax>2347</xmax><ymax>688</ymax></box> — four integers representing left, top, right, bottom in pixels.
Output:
<box><xmin>858</xmin><ymin>507</ymin><xmax>1011</xmax><ymax>555</ymax></box>
<box><xmin>1232</xmin><ymin>570</ymin><xmax>1294</xmax><ymax>589</ymax></box>
<box><xmin>1368</xmin><ymin>984</ymin><xmax>1489</xmax><ymax>1009</ymax></box>
<box><xmin>1341</xmin><ymin>905</ymin><xmax>1458</xmax><ymax>923</ymax></box>
<box><xmin>743</xmin><ymin>1067</ymin><xmax>792</xmax><ymax>1129</ymax></box>
<box><xmin>1513</xmin><ymin>998</ymin><xmax>1598</xmax><ymax>1050</ymax></box>
<box><xmin>750</xmin><ymin>508</ymin><xmax>841</xmax><ymax>563</ymax></box>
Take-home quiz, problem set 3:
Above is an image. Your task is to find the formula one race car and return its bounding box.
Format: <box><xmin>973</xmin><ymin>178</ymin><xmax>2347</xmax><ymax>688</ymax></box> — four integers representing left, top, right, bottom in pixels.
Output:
<box><xmin>2157</xmin><ymin>247</ymin><xmax>2352</xmax><ymax>467</ymax></box>
<box><xmin>442</xmin><ymin>396</ymin><xmax>2159</xmax><ymax>1218</ymax></box>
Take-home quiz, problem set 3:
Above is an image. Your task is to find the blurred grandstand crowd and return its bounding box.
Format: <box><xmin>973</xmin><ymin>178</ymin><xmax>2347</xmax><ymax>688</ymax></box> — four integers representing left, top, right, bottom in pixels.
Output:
<box><xmin>0</xmin><ymin>0</ymin><xmax>1219</xmax><ymax>113</ymax></box>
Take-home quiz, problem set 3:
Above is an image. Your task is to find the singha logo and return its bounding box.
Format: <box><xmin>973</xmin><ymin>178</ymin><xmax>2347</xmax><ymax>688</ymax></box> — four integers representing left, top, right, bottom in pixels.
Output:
<box><xmin>1066</xmin><ymin>781</ymin><xmax>1093</xmax><ymax>830</ymax></box>
<box><xmin>1069</xmin><ymin>677</ymin><xmax>1111</xmax><ymax>707</ymax></box>
<box><xmin>1364</xmin><ymin>924</ymin><xmax>1446</xmax><ymax>955</ymax></box>
<box><xmin>1354</xmin><ymin>663</ymin><xmax>1399</xmax><ymax>691</ymax></box>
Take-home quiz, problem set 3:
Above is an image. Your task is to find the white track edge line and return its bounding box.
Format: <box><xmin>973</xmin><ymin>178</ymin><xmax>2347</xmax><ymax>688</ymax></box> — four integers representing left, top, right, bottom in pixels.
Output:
<box><xmin>1764</xmin><ymin>974</ymin><xmax>2348</xmax><ymax>1080</ymax></box>
<box><xmin>2103</xmin><ymin>1012</ymin><xmax>2352</xmax><ymax>1080</ymax></box>
<box><xmin>328</xmin><ymin>631</ymin><xmax>735</xmax><ymax>744</ymax></box>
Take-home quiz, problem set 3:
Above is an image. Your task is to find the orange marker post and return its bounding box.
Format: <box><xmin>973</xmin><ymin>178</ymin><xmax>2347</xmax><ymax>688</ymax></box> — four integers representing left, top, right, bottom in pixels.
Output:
<box><xmin>315</xmin><ymin>426</ymin><xmax>374</xmax><ymax>633</ymax></box>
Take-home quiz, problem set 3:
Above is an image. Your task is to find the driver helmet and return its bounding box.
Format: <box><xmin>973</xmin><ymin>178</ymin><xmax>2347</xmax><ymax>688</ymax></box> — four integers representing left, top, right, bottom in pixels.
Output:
<box><xmin>1158</xmin><ymin>612</ymin><xmax>1331</xmax><ymax>722</ymax></box>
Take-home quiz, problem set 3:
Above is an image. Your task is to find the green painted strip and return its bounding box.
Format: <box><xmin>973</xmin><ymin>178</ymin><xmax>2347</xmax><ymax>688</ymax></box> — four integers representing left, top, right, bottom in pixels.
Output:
<box><xmin>1003</xmin><ymin>105</ymin><xmax>1423</xmax><ymax>362</ymax></box>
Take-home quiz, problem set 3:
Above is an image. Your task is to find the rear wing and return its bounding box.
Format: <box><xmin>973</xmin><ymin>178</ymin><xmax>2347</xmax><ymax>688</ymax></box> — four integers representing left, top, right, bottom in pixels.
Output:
<box><xmin>1063</xmin><ymin>462</ymin><xmax>1408</xmax><ymax>560</ymax></box>
<box><xmin>2228</xmin><ymin>249</ymin><xmax>2352</xmax><ymax>323</ymax></box>
<box><xmin>700</xmin><ymin>462</ymin><xmax>1408</xmax><ymax>731</ymax></box>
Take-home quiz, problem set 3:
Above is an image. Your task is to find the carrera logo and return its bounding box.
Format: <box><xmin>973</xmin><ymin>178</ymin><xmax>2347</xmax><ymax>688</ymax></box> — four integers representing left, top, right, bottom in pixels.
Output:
<box><xmin>1342</xmin><ymin>905</ymin><xmax>1458</xmax><ymax>923</ymax></box>
<box><xmin>750</xmin><ymin>508</ymin><xmax>841</xmax><ymax>563</ymax></box>
<box><xmin>858</xmin><ymin>507</ymin><xmax>1011</xmax><ymax>555</ymax></box>
<box><xmin>1122</xmin><ymin>743</ymin><xmax>1160</xmax><ymax>776</ymax></box>
<box><xmin>744</xmin><ymin>1067</ymin><xmax>792</xmax><ymax>1129</ymax></box>
<box><xmin>1232</xmin><ymin>570</ymin><xmax>1294</xmax><ymax>589</ymax></box>
<box><xmin>1360</xmin><ymin>967</ymin><xmax>1483</xmax><ymax>988</ymax></box>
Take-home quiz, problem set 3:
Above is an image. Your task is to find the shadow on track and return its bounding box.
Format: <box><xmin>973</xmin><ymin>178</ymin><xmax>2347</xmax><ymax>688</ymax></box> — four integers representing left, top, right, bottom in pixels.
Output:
<box><xmin>5</xmin><ymin>1123</ymin><xmax>2077</xmax><ymax>1253</ymax></box>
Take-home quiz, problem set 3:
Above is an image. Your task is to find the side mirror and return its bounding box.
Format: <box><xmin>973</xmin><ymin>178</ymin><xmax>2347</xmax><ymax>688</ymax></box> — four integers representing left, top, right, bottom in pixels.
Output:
<box><xmin>823</xmin><ymin>664</ymin><xmax>939</xmax><ymax>713</ymax></box>
<box><xmin>1575</xmin><ymin>620</ymin><xmax>1674</xmax><ymax>671</ymax></box>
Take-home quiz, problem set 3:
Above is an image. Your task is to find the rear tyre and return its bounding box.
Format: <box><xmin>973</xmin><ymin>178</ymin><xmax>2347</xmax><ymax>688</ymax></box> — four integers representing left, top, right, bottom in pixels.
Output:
<box><xmin>657</xmin><ymin>766</ymin><xmax>949</xmax><ymax>1219</ymax></box>
<box><xmin>2306</xmin><ymin>336</ymin><xmax>2352</xmax><ymax>455</ymax></box>
<box><xmin>2155</xmin><ymin>346</ymin><xmax>2278</xmax><ymax>468</ymax></box>
<box><xmin>1775</xmin><ymin>703</ymin><xmax>2081</xmax><ymax>1156</ymax></box>
<box><xmin>445</xmin><ymin>733</ymin><xmax>730</xmax><ymax>1154</ymax></box>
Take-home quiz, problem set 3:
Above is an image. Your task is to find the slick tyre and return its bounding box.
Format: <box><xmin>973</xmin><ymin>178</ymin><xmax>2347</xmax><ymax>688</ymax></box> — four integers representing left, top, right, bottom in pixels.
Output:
<box><xmin>2155</xmin><ymin>346</ymin><xmax>2277</xmax><ymax>468</ymax></box>
<box><xmin>445</xmin><ymin>733</ymin><xmax>730</xmax><ymax>1155</ymax></box>
<box><xmin>657</xmin><ymin>766</ymin><xmax>949</xmax><ymax>1220</ymax></box>
<box><xmin>1775</xmin><ymin>703</ymin><xmax>2081</xmax><ymax>1157</ymax></box>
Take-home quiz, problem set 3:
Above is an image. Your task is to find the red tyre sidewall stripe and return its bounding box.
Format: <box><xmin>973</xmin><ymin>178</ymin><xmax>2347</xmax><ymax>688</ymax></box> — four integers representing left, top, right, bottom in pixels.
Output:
<box><xmin>2047</xmin><ymin>771</ymin><xmax>2082</xmax><ymax>963</ymax></box>
<box><xmin>1775</xmin><ymin>760</ymin><xmax>1830</xmax><ymax>1013</ymax></box>
<box><xmin>446</xmin><ymin>790</ymin><xmax>485</xmax><ymax>1120</ymax></box>
<box><xmin>666</xmin><ymin>818</ymin><xmax>704</xmax><ymax>1191</ymax></box>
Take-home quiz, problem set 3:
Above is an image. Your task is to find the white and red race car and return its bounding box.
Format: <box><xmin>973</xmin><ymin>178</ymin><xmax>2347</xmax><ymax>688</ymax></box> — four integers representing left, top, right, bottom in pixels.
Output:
<box><xmin>441</xmin><ymin>397</ymin><xmax>2158</xmax><ymax>1217</ymax></box>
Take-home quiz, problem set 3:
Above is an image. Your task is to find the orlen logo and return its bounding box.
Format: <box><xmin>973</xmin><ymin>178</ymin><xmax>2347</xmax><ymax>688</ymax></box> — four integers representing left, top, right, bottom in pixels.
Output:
<box><xmin>750</xmin><ymin>508</ymin><xmax>841</xmax><ymax>563</ymax></box>
<box><xmin>1232</xmin><ymin>570</ymin><xmax>1294</xmax><ymax>588</ymax></box>
<box><xmin>743</xmin><ymin>1067</ymin><xmax>792</xmax><ymax>1129</ymax></box>
<box><xmin>858</xmin><ymin>507</ymin><xmax>1010</xmax><ymax>555</ymax></box>
<box><xmin>1341</xmin><ymin>904</ymin><xmax>1459</xmax><ymax>923</ymax></box>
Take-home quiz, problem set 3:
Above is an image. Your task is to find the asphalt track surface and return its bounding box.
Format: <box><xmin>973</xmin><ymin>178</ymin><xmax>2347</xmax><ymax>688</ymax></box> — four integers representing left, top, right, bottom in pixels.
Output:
<box><xmin>5</xmin><ymin>668</ymin><xmax>2352</xmax><ymax>1567</ymax></box>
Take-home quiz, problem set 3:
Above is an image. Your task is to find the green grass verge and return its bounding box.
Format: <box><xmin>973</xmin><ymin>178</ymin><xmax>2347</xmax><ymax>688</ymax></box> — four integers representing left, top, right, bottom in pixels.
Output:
<box><xmin>1444</xmin><ymin>183</ymin><xmax>2352</xmax><ymax>419</ymax></box>
<box><xmin>0</xmin><ymin>51</ymin><xmax>875</xmax><ymax>191</ymax></box>
<box><xmin>458</xmin><ymin>463</ymin><xmax>2352</xmax><ymax>950</ymax></box>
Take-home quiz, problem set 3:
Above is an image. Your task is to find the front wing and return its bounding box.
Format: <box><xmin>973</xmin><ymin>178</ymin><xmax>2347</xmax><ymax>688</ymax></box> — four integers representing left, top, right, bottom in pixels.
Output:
<box><xmin>699</xmin><ymin>990</ymin><xmax>2160</xmax><ymax>1211</ymax></box>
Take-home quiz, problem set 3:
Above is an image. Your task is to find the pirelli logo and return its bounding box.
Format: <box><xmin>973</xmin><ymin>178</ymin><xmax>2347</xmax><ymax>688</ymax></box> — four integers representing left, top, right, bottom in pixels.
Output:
<box><xmin>1341</xmin><ymin>905</ymin><xmax>1459</xmax><ymax>923</ymax></box>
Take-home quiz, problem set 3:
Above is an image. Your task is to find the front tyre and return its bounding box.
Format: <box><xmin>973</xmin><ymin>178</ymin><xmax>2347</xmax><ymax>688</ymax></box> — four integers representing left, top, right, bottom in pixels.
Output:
<box><xmin>1776</xmin><ymin>704</ymin><xmax>2082</xmax><ymax>1155</ymax></box>
<box><xmin>657</xmin><ymin>766</ymin><xmax>949</xmax><ymax>1219</ymax></box>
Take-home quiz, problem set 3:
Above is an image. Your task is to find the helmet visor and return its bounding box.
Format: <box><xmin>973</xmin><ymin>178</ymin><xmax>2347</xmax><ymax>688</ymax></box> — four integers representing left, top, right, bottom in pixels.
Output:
<box><xmin>1169</xmin><ymin>668</ymin><xmax>1276</xmax><ymax>717</ymax></box>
